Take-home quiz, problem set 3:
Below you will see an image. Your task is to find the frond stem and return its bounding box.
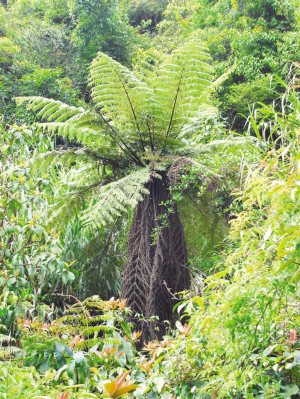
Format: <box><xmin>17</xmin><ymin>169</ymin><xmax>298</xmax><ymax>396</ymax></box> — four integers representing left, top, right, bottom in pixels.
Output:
<box><xmin>112</xmin><ymin>67</ymin><xmax>146</xmax><ymax>153</ymax></box>
<box><xmin>97</xmin><ymin>112</ymin><xmax>144</xmax><ymax>167</ymax></box>
<box><xmin>166</xmin><ymin>61</ymin><xmax>186</xmax><ymax>137</ymax></box>
<box><xmin>146</xmin><ymin>119</ymin><xmax>154</xmax><ymax>151</ymax></box>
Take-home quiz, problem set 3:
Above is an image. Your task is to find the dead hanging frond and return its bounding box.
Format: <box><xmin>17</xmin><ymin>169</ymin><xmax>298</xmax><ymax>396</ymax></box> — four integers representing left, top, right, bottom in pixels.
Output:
<box><xmin>168</xmin><ymin>157</ymin><xmax>198</xmax><ymax>185</ymax></box>
<box><xmin>168</xmin><ymin>156</ymin><xmax>221</xmax><ymax>194</ymax></box>
<box><xmin>205</xmin><ymin>177</ymin><xmax>221</xmax><ymax>194</ymax></box>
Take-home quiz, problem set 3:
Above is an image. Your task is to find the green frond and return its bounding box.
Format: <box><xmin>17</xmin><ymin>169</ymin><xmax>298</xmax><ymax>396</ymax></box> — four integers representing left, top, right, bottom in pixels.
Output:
<box><xmin>0</xmin><ymin>346</ymin><xmax>21</xmax><ymax>359</ymax></box>
<box><xmin>14</xmin><ymin>96</ymin><xmax>84</xmax><ymax>122</ymax></box>
<box><xmin>91</xmin><ymin>314</ymin><xmax>115</xmax><ymax>322</ymax></box>
<box><xmin>0</xmin><ymin>334</ymin><xmax>15</xmax><ymax>344</ymax></box>
<box><xmin>177</xmin><ymin>136</ymin><xmax>261</xmax><ymax>157</ymax></box>
<box><xmin>133</xmin><ymin>48</ymin><xmax>167</xmax><ymax>85</ymax></box>
<box><xmin>29</xmin><ymin>146</ymin><xmax>129</xmax><ymax>177</ymax></box>
<box><xmin>31</xmin><ymin>148</ymin><xmax>93</xmax><ymax>175</ymax></box>
<box><xmin>14</xmin><ymin>97</ymin><xmax>111</xmax><ymax>147</ymax></box>
<box><xmin>80</xmin><ymin>326</ymin><xmax>111</xmax><ymax>335</ymax></box>
<box><xmin>48</xmin><ymin>166</ymin><xmax>153</xmax><ymax>229</ymax></box>
<box><xmin>89</xmin><ymin>52</ymin><xmax>154</xmax><ymax>137</ymax></box>
<box><xmin>81</xmin><ymin>167</ymin><xmax>152</xmax><ymax>228</ymax></box>
<box><xmin>211</xmin><ymin>64</ymin><xmax>236</xmax><ymax>90</ymax></box>
<box><xmin>151</xmin><ymin>37</ymin><xmax>216</xmax><ymax>137</ymax></box>
<box><xmin>178</xmin><ymin>188</ymin><xmax>229</xmax><ymax>265</ymax></box>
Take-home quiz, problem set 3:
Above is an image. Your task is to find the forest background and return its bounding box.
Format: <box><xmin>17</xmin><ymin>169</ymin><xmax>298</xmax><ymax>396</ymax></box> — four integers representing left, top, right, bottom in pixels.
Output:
<box><xmin>2</xmin><ymin>0</ymin><xmax>300</xmax><ymax>398</ymax></box>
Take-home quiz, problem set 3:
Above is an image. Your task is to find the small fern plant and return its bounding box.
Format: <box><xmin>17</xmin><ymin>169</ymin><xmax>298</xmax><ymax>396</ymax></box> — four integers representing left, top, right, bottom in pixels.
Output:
<box><xmin>58</xmin><ymin>296</ymin><xmax>130</xmax><ymax>350</ymax></box>
<box><xmin>53</xmin><ymin>296</ymin><xmax>141</xmax><ymax>385</ymax></box>
<box><xmin>0</xmin><ymin>332</ymin><xmax>21</xmax><ymax>360</ymax></box>
<box><xmin>15</xmin><ymin>35</ymin><xmax>254</xmax><ymax>341</ymax></box>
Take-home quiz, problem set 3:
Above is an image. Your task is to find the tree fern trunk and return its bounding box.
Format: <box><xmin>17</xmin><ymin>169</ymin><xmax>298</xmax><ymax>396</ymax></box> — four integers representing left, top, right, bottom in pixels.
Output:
<box><xmin>121</xmin><ymin>173</ymin><xmax>190</xmax><ymax>343</ymax></box>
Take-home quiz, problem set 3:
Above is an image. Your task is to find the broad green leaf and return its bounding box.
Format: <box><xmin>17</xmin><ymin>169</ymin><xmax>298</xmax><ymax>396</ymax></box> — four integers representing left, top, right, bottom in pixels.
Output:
<box><xmin>153</xmin><ymin>376</ymin><xmax>164</xmax><ymax>393</ymax></box>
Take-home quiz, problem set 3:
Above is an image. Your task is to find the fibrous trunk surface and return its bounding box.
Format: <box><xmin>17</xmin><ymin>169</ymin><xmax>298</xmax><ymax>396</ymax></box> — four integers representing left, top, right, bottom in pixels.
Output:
<box><xmin>121</xmin><ymin>173</ymin><xmax>190</xmax><ymax>342</ymax></box>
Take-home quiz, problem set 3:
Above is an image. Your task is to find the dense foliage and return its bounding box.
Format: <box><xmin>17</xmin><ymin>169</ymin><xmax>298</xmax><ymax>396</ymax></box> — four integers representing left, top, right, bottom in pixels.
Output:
<box><xmin>2</xmin><ymin>0</ymin><xmax>300</xmax><ymax>398</ymax></box>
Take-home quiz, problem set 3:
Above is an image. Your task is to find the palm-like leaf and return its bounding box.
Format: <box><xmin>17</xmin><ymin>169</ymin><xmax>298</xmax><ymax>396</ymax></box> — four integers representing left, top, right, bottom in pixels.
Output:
<box><xmin>177</xmin><ymin>135</ymin><xmax>260</xmax><ymax>157</ymax></box>
<box><xmin>80</xmin><ymin>167</ymin><xmax>153</xmax><ymax>228</ymax></box>
<box><xmin>151</xmin><ymin>37</ymin><xmax>216</xmax><ymax>137</ymax></box>
<box><xmin>133</xmin><ymin>48</ymin><xmax>167</xmax><ymax>85</ymax></box>
<box><xmin>89</xmin><ymin>52</ymin><xmax>154</xmax><ymax>148</ymax></box>
<box><xmin>14</xmin><ymin>97</ymin><xmax>109</xmax><ymax>147</ymax></box>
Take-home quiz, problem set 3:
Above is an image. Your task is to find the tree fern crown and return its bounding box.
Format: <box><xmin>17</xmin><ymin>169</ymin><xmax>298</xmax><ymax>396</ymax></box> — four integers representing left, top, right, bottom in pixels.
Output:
<box><xmin>14</xmin><ymin>36</ymin><xmax>246</xmax><ymax>228</ymax></box>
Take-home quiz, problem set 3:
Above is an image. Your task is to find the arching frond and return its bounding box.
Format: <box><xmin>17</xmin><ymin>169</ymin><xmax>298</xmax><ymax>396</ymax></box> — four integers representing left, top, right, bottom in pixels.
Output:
<box><xmin>177</xmin><ymin>136</ymin><xmax>261</xmax><ymax>157</ymax></box>
<box><xmin>89</xmin><ymin>52</ymin><xmax>154</xmax><ymax>139</ymax></box>
<box><xmin>48</xmin><ymin>166</ymin><xmax>155</xmax><ymax>228</ymax></box>
<box><xmin>15</xmin><ymin>96</ymin><xmax>83</xmax><ymax>124</ymax></box>
<box><xmin>81</xmin><ymin>167</ymin><xmax>154</xmax><ymax>228</ymax></box>
<box><xmin>32</xmin><ymin>146</ymin><xmax>131</xmax><ymax>173</ymax></box>
<box><xmin>151</xmin><ymin>37</ymin><xmax>216</xmax><ymax>137</ymax></box>
<box><xmin>133</xmin><ymin>48</ymin><xmax>167</xmax><ymax>85</ymax></box>
<box><xmin>14</xmin><ymin>96</ymin><xmax>110</xmax><ymax>147</ymax></box>
<box><xmin>1</xmin><ymin>145</ymin><xmax>122</xmax><ymax>180</ymax></box>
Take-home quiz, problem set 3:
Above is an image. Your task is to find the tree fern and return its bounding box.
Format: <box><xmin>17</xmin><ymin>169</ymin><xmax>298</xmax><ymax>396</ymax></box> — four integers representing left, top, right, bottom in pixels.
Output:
<box><xmin>15</xmin><ymin>34</ymin><xmax>255</xmax><ymax>340</ymax></box>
